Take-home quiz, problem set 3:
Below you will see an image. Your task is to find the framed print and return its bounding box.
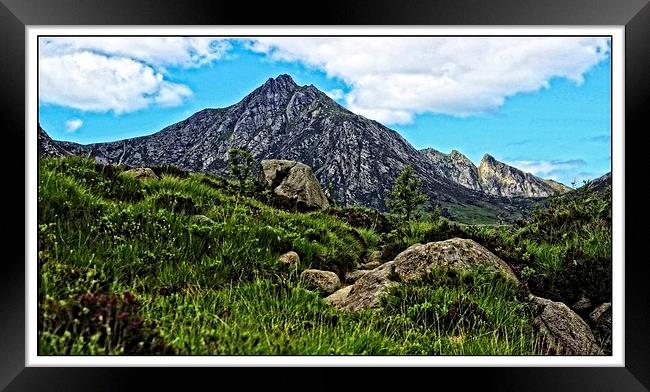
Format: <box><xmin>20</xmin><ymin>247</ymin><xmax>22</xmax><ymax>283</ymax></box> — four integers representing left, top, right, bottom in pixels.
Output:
<box><xmin>2</xmin><ymin>0</ymin><xmax>649</xmax><ymax>390</ymax></box>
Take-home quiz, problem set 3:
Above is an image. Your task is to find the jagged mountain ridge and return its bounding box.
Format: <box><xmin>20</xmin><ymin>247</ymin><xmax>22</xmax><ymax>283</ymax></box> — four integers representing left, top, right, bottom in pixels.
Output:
<box><xmin>38</xmin><ymin>74</ymin><xmax>549</xmax><ymax>222</ymax></box>
<box><xmin>420</xmin><ymin>148</ymin><xmax>571</xmax><ymax>197</ymax></box>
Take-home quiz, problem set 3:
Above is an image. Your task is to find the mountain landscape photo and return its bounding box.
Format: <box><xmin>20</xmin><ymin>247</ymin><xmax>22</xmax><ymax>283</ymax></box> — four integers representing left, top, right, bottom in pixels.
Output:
<box><xmin>36</xmin><ymin>36</ymin><xmax>613</xmax><ymax>357</ymax></box>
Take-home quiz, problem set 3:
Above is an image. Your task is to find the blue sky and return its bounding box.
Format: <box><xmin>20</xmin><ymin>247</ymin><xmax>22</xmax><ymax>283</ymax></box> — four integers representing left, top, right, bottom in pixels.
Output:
<box><xmin>38</xmin><ymin>37</ymin><xmax>611</xmax><ymax>185</ymax></box>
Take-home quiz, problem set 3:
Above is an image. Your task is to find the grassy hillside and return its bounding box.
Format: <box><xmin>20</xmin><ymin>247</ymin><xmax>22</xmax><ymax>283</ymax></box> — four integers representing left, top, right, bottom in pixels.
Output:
<box><xmin>37</xmin><ymin>157</ymin><xmax>610</xmax><ymax>355</ymax></box>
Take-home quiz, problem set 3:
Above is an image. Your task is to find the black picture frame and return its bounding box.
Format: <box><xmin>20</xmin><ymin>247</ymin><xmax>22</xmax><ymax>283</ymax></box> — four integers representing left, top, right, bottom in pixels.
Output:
<box><xmin>2</xmin><ymin>0</ymin><xmax>648</xmax><ymax>390</ymax></box>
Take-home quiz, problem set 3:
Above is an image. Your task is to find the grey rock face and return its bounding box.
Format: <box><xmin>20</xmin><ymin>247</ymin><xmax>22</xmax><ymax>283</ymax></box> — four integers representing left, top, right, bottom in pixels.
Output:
<box><xmin>530</xmin><ymin>295</ymin><xmax>601</xmax><ymax>355</ymax></box>
<box><xmin>300</xmin><ymin>269</ymin><xmax>341</xmax><ymax>295</ymax></box>
<box><xmin>420</xmin><ymin>148</ymin><xmax>571</xmax><ymax>198</ymax></box>
<box><xmin>392</xmin><ymin>238</ymin><xmax>519</xmax><ymax>284</ymax></box>
<box><xmin>259</xmin><ymin>160</ymin><xmax>330</xmax><ymax>210</ymax></box>
<box><xmin>421</xmin><ymin>148</ymin><xmax>482</xmax><ymax>191</ymax></box>
<box><xmin>477</xmin><ymin>154</ymin><xmax>569</xmax><ymax>198</ymax></box>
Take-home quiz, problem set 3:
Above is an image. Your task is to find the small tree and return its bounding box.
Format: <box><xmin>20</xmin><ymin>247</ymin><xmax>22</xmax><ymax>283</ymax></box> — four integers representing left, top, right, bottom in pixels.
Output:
<box><xmin>227</xmin><ymin>148</ymin><xmax>255</xmax><ymax>193</ymax></box>
<box><xmin>386</xmin><ymin>164</ymin><xmax>428</xmax><ymax>221</ymax></box>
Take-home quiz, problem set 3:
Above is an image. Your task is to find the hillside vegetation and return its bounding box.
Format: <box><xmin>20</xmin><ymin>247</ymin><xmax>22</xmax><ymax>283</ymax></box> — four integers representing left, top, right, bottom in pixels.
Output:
<box><xmin>37</xmin><ymin>157</ymin><xmax>611</xmax><ymax>355</ymax></box>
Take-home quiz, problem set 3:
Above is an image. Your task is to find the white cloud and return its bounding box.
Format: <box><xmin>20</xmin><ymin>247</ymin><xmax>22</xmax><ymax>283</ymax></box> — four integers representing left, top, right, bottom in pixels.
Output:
<box><xmin>64</xmin><ymin>118</ymin><xmax>83</xmax><ymax>132</ymax></box>
<box><xmin>38</xmin><ymin>37</ymin><xmax>229</xmax><ymax>114</ymax></box>
<box><xmin>39</xmin><ymin>51</ymin><xmax>193</xmax><ymax>114</ymax></box>
<box><xmin>247</xmin><ymin>37</ymin><xmax>610</xmax><ymax>124</ymax></box>
<box><xmin>506</xmin><ymin>159</ymin><xmax>586</xmax><ymax>180</ymax></box>
<box><xmin>39</xmin><ymin>37</ymin><xmax>231</xmax><ymax>68</ymax></box>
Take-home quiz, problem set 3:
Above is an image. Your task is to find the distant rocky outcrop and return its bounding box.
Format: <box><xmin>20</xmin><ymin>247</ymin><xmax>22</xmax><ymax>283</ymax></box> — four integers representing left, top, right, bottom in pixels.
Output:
<box><xmin>420</xmin><ymin>148</ymin><xmax>571</xmax><ymax>198</ymax></box>
<box><xmin>420</xmin><ymin>148</ymin><xmax>483</xmax><ymax>191</ymax></box>
<box><xmin>258</xmin><ymin>159</ymin><xmax>330</xmax><ymax>210</ymax></box>
<box><xmin>478</xmin><ymin>154</ymin><xmax>571</xmax><ymax>198</ymax></box>
<box><xmin>326</xmin><ymin>238</ymin><xmax>518</xmax><ymax>312</ymax></box>
<box><xmin>530</xmin><ymin>295</ymin><xmax>601</xmax><ymax>355</ymax></box>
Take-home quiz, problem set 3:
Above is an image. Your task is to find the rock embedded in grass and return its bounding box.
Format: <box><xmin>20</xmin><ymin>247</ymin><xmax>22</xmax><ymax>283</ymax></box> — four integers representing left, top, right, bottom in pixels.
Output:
<box><xmin>327</xmin><ymin>261</ymin><xmax>398</xmax><ymax>311</ymax></box>
<box><xmin>300</xmin><ymin>269</ymin><xmax>341</xmax><ymax>295</ymax></box>
<box><xmin>530</xmin><ymin>295</ymin><xmax>601</xmax><ymax>355</ymax></box>
<box><xmin>279</xmin><ymin>251</ymin><xmax>300</xmax><ymax>266</ymax></box>
<box><xmin>123</xmin><ymin>167</ymin><xmax>159</xmax><ymax>180</ymax></box>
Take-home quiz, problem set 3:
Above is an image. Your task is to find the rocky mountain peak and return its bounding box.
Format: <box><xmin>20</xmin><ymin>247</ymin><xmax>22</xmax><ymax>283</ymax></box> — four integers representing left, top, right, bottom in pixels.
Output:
<box><xmin>261</xmin><ymin>74</ymin><xmax>298</xmax><ymax>92</ymax></box>
<box><xmin>480</xmin><ymin>153</ymin><xmax>498</xmax><ymax>166</ymax></box>
<box><xmin>450</xmin><ymin>149</ymin><xmax>472</xmax><ymax>163</ymax></box>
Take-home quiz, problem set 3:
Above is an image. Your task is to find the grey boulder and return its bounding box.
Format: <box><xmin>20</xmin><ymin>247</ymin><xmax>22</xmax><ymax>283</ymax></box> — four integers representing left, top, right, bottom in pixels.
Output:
<box><xmin>259</xmin><ymin>160</ymin><xmax>330</xmax><ymax>210</ymax></box>
<box><xmin>392</xmin><ymin>238</ymin><xmax>519</xmax><ymax>283</ymax></box>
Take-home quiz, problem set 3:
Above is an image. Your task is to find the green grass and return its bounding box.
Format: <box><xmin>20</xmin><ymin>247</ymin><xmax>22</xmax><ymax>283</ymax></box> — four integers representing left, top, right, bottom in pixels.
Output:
<box><xmin>37</xmin><ymin>156</ymin><xmax>609</xmax><ymax>355</ymax></box>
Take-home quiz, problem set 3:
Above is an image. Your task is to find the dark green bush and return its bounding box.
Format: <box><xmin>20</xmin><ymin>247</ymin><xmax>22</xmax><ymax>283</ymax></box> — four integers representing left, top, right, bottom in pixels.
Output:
<box><xmin>326</xmin><ymin>206</ymin><xmax>391</xmax><ymax>233</ymax></box>
<box><xmin>39</xmin><ymin>291</ymin><xmax>173</xmax><ymax>355</ymax></box>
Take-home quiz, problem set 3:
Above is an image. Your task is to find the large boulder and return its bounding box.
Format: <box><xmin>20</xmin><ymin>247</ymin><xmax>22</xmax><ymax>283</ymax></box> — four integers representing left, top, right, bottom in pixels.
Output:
<box><xmin>326</xmin><ymin>238</ymin><xmax>518</xmax><ymax>312</ymax></box>
<box><xmin>392</xmin><ymin>238</ymin><xmax>519</xmax><ymax>283</ymax></box>
<box><xmin>530</xmin><ymin>295</ymin><xmax>601</xmax><ymax>355</ymax></box>
<box><xmin>300</xmin><ymin>269</ymin><xmax>340</xmax><ymax>295</ymax></box>
<box><xmin>258</xmin><ymin>160</ymin><xmax>329</xmax><ymax>210</ymax></box>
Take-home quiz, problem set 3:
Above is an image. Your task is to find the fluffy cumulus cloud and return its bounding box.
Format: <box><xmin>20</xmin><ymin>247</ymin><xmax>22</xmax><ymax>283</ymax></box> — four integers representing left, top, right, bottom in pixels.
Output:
<box><xmin>64</xmin><ymin>118</ymin><xmax>83</xmax><ymax>132</ymax></box>
<box><xmin>39</xmin><ymin>37</ymin><xmax>230</xmax><ymax>114</ymax></box>
<box><xmin>246</xmin><ymin>37</ymin><xmax>610</xmax><ymax>124</ymax></box>
<box><xmin>506</xmin><ymin>159</ymin><xmax>586</xmax><ymax>181</ymax></box>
